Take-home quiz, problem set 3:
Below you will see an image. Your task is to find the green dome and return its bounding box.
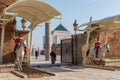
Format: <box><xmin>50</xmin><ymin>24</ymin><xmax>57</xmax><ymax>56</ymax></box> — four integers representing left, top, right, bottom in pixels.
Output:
<box><xmin>54</xmin><ymin>24</ymin><xmax>68</xmax><ymax>31</ymax></box>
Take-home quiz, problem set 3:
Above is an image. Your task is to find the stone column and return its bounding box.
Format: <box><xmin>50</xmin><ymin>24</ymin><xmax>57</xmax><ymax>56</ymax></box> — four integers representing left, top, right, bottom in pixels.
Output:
<box><xmin>82</xmin><ymin>17</ymin><xmax>92</xmax><ymax>65</ymax></box>
<box><xmin>45</xmin><ymin>22</ymin><xmax>51</xmax><ymax>61</ymax></box>
<box><xmin>0</xmin><ymin>25</ymin><xmax>6</xmax><ymax>64</ymax></box>
<box><xmin>28</xmin><ymin>24</ymin><xmax>34</xmax><ymax>66</ymax></box>
<box><xmin>83</xmin><ymin>30</ymin><xmax>90</xmax><ymax>65</ymax></box>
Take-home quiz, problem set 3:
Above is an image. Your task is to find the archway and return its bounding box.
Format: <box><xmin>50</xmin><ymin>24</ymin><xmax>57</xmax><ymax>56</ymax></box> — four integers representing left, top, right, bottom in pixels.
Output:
<box><xmin>0</xmin><ymin>0</ymin><xmax>61</xmax><ymax>64</ymax></box>
<box><xmin>78</xmin><ymin>16</ymin><xmax>120</xmax><ymax>65</ymax></box>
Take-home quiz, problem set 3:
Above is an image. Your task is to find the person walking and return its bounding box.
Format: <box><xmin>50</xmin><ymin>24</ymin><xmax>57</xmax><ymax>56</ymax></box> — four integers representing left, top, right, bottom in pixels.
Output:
<box><xmin>50</xmin><ymin>51</ymin><xmax>56</xmax><ymax>64</ymax></box>
<box><xmin>35</xmin><ymin>50</ymin><xmax>38</xmax><ymax>59</ymax></box>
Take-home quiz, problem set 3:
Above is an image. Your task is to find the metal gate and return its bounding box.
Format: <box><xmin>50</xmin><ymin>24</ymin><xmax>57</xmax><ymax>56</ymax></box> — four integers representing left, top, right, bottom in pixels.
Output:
<box><xmin>61</xmin><ymin>38</ymin><xmax>72</xmax><ymax>63</ymax></box>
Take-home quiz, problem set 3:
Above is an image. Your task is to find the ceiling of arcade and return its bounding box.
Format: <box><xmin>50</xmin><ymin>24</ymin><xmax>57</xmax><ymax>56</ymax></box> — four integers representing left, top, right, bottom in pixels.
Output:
<box><xmin>5</xmin><ymin>0</ymin><xmax>61</xmax><ymax>28</ymax></box>
<box><xmin>79</xmin><ymin>15</ymin><xmax>120</xmax><ymax>33</ymax></box>
<box><xmin>0</xmin><ymin>0</ymin><xmax>61</xmax><ymax>29</ymax></box>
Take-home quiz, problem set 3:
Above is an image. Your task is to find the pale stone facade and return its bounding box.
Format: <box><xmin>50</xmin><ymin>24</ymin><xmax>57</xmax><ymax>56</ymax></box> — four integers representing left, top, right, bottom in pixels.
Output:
<box><xmin>43</xmin><ymin>24</ymin><xmax>71</xmax><ymax>55</ymax></box>
<box><xmin>51</xmin><ymin>24</ymin><xmax>71</xmax><ymax>55</ymax></box>
<box><xmin>43</xmin><ymin>24</ymin><xmax>71</xmax><ymax>47</ymax></box>
<box><xmin>51</xmin><ymin>30</ymin><xmax>71</xmax><ymax>44</ymax></box>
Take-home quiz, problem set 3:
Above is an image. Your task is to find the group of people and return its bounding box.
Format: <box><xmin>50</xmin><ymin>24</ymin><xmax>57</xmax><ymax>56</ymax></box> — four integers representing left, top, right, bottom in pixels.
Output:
<box><xmin>34</xmin><ymin>49</ymin><xmax>56</xmax><ymax>64</ymax></box>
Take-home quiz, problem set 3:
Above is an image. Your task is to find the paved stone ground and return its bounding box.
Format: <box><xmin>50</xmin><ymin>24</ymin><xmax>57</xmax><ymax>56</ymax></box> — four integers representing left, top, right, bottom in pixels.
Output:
<box><xmin>0</xmin><ymin>55</ymin><xmax>120</xmax><ymax>80</ymax></box>
<box><xmin>30</xmin><ymin>55</ymin><xmax>120</xmax><ymax>80</ymax></box>
<box><xmin>0</xmin><ymin>73</ymin><xmax>23</xmax><ymax>80</ymax></box>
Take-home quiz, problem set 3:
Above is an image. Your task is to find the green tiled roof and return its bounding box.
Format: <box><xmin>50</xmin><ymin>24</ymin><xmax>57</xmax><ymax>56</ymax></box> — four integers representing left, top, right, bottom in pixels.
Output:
<box><xmin>54</xmin><ymin>24</ymin><xmax>68</xmax><ymax>31</ymax></box>
<box><xmin>56</xmin><ymin>44</ymin><xmax>61</xmax><ymax>47</ymax></box>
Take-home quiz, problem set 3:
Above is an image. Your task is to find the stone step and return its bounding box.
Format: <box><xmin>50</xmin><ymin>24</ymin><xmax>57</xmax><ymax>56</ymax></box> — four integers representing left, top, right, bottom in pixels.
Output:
<box><xmin>94</xmin><ymin>60</ymin><xmax>105</xmax><ymax>65</ymax></box>
<box><xmin>104</xmin><ymin>59</ymin><xmax>120</xmax><ymax>67</ymax></box>
<box><xmin>105</xmin><ymin>59</ymin><xmax>120</xmax><ymax>63</ymax></box>
<box><xmin>0</xmin><ymin>63</ymin><xmax>15</xmax><ymax>73</ymax></box>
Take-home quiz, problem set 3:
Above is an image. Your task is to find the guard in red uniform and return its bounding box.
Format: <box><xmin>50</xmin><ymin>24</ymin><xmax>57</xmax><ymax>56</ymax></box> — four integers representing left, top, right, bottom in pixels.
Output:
<box><xmin>95</xmin><ymin>37</ymin><xmax>101</xmax><ymax>58</ymax></box>
<box><xmin>13</xmin><ymin>33</ymin><xmax>27</xmax><ymax>59</ymax></box>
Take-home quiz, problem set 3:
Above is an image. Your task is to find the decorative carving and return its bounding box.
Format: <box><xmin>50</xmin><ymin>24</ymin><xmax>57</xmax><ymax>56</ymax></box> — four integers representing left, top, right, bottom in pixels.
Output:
<box><xmin>0</xmin><ymin>0</ymin><xmax>17</xmax><ymax>13</ymax></box>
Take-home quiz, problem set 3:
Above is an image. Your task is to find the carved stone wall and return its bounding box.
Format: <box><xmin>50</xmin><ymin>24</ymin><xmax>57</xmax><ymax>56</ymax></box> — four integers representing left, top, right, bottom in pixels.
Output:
<box><xmin>107</xmin><ymin>30</ymin><xmax>120</xmax><ymax>57</ymax></box>
<box><xmin>0</xmin><ymin>0</ymin><xmax>30</xmax><ymax>63</ymax></box>
<box><xmin>72</xmin><ymin>34</ymin><xmax>87</xmax><ymax>64</ymax></box>
<box><xmin>90</xmin><ymin>30</ymin><xmax>120</xmax><ymax>57</ymax></box>
<box><xmin>0</xmin><ymin>0</ymin><xmax>17</xmax><ymax>63</ymax></box>
<box><xmin>0</xmin><ymin>0</ymin><xmax>17</xmax><ymax>13</ymax></box>
<box><xmin>0</xmin><ymin>23</ymin><xmax>29</xmax><ymax>63</ymax></box>
<box><xmin>72</xmin><ymin>29</ymin><xmax>120</xmax><ymax>65</ymax></box>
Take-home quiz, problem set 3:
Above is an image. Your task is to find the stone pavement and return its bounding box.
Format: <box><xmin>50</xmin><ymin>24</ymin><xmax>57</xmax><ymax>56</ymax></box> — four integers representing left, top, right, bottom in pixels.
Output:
<box><xmin>32</xmin><ymin>63</ymin><xmax>120</xmax><ymax>80</ymax></box>
<box><xmin>0</xmin><ymin>55</ymin><xmax>120</xmax><ymax>80</ymax></box>
<box><xmin>0</xmin><ymin>73</ymin><xmax>31</xmax><ymax>80</ymax></box>
<box><xmin>31</xmin><ymin>55</ymin><xmax>120</xmax><ymax>80</ymax></box>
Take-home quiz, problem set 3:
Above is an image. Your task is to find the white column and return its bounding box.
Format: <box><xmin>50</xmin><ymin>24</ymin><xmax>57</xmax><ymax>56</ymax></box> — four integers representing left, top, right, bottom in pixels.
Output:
<box><xmin>105</xmin><ymin>31</ymin><xmax>109</xmax><ymax>44</ymax></box>
<box><xmin>83</xmin><ymin>17</ymin><xmax>92</xmax><ymax>65</ymax></box>
<box><xmin>0</xmin><ymin>26</ymin><xmax>5</xmax><ymax>64</ymax></box>
<box><xmin>83</xmin><ymin>30</ymin><xmax>90</xmax><ymax>65</ymax></box>
<box><xmin>45</xmin><ymin>21</ymin><xmax>51</xmax><ymax>61</ymax></box>
<box><xmin>28</xmin><ymin>24</ymin><xmax>34</xmax><ymax>66</ymax></box>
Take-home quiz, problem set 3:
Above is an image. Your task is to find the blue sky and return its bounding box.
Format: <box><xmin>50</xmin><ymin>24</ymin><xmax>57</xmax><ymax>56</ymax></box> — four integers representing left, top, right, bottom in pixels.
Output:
<box><xmin>16</xmin><ymin>0</ymin><xmax>120</xmax><ymax>49</ymax></box>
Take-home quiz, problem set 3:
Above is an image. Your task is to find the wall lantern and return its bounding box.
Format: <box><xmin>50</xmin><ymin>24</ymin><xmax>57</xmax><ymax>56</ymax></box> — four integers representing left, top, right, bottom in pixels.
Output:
<box><xmin>21</xmin><ymin>18</ymin><xmax>26</xmax><ymax>30</ymax></box>
<box><xmin>73</xmin><ymin>20</ymin><xmax>78</xmax><ymax>34</ymax></box>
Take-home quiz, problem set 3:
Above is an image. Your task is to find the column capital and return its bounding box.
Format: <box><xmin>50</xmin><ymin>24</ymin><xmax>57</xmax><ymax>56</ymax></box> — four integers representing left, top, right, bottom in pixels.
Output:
<box><xmin>45</xmin><ymin>21</ymin><xmax>51</xmax><ymax>24</ymax></box>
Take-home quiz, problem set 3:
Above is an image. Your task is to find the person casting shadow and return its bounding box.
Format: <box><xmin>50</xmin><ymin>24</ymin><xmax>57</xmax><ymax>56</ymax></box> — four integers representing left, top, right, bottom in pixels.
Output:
<box><xmin>50</xmin><ymin>51</ymin><xmax>56</xmax><ymax>64</ymax></box>
<box><xmin>35</xmin><ymin>50</ymin><xmax>38</xmax><ymax>59</ymax></box>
